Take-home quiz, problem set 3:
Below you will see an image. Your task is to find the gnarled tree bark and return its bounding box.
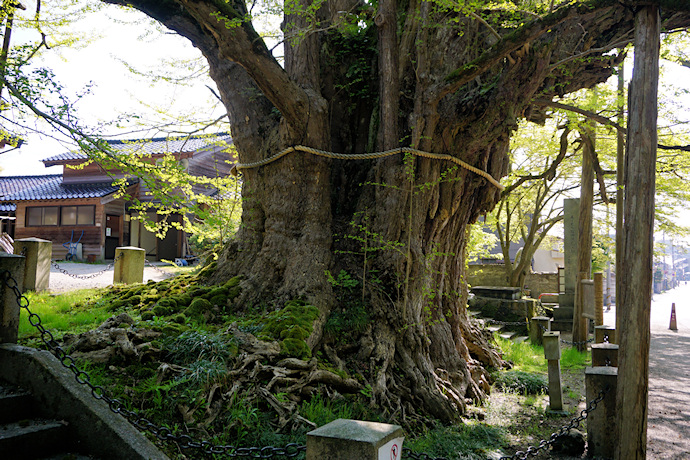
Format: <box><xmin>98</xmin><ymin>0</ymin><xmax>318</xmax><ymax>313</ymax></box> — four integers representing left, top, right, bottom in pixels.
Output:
<box><xmin>102</xmin><ymin>0</ymin><xmax>690</xmax><ymax>423</ymax></box>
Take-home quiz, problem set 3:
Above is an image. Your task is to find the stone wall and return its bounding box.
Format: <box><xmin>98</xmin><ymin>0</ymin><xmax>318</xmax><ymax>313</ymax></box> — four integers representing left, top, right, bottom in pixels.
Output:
<box><xmin>467</xmin><ymin>264</ymin><xmax>559</xmax><ymax>299</ymax></box>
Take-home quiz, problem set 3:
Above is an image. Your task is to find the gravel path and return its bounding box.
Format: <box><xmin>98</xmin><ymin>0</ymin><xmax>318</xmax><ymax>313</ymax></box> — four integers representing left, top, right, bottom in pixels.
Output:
<box><xmin>48</xmin><ymin>260</ymin><xmax>177</xmax><ymax>293</ymax></box>
<box><xmin>603</xmin><ymin>283</ymin><xmax>690</xmax><ymax>459</ymax></box>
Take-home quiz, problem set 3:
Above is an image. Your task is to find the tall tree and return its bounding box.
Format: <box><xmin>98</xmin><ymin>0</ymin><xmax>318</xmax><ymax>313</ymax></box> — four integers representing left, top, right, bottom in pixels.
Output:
<box><xmin>70</xmin><ymin>0</ymin><xmax>690</xmax><ymax>422</ymax></box>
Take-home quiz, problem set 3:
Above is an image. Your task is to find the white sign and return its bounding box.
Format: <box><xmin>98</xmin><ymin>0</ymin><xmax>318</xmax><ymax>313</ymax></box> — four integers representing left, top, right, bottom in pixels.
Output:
<box><xmin>378</xmin><ymin>437</ymin><xmax>404</xmax><ymax>460</ymax></box>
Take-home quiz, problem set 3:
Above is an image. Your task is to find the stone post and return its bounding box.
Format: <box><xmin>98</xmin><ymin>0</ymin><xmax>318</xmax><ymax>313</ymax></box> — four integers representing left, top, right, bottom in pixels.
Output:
<box><xmin>0</xmin><ymin>253</ymin><xmax>25</xmax><ymax>344</ymax></box>
<box><xmin>591</xmin><ymin>343</ymin><xmax>619</xmax><ymax>367</ymax></box>
<box><xmin>543</xmin><ymin>331</ymin><xmax>563</xmax><ymax>411</ymax></box>
<box><xmin>529</xmin><ymin>316</ymin><xmax>552</xmax><ymax>345</ymax></box>
<box><xmin>113</xmin><ymin>247</ymin><xmax>145</xmax><ymax>285</ymax></box>
<box><xmin>594</xmin><ymin>272</ymin><xmax>604</xmax><ymax>326</ymax></box>
<box><xmin>14</xmin><ymin>237</ymin><xmax>52</xmax><ymax>292</ymax></box>
<box><xmin>594</xmin><ymin>325</ymin><xmax>616</xmax><ymax>344</ymax></box>
<box><xmin>307</xmin><ymin>419</ymin><xmax>404</xmax><ymax>460</ymax></box>
<box><xmin>585</xmin><ymin>366</ymin><xmax>617</xmax><ymax>459</ymax></box>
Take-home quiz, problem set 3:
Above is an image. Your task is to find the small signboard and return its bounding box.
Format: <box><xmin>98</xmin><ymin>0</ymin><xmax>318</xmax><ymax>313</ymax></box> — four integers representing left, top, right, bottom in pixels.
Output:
<box><xmin>378</xmin><ymin>437</ymin><xmax>404</xmax><ymax>460</ymax></box>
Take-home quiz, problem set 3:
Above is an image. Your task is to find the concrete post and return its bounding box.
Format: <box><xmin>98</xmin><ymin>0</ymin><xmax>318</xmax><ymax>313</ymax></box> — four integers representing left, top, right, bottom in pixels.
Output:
<box><xmin>594</xmin><ymin>325</ymin><xmax>616</xmax><ymax>344</ymax></box>
<box><xmin>594</xmin><ymin>272</ymin><xmax>604</xmax><ymax>326</ymax></box>
<box><xmin>113</xmin><ymin>247</ymin><xmax>145</xmax><ymax>285</ymax></box>
<box><xmin>529</xmin><ymin>316</ymin><xmax>552</xmax><ymax>345</ymax></box>
<box><xmin>14</xmin><ymin>237</ymin><xmax>52</xmax><ymax>292</ymax></box>
<box><xmin>0</xmin><ymin>253</ymin><xmax>25</xmax><ymax>344</ymax></box>
<box><xmin>591</xmin><ymin>343</ymin><xmax>619</xmax><ymax>367</ymax></box>
<box><xmin>307</xmin><ymin>419</ymin><xmax>404</xmax><ymax>460</ymax></box>
<box><xmin>543</xmin><ymin>331</ymin><xmax>563</xmax><ymax>411</ymax></box>
<box><xmin>585</xmin><ymin>366</ymin><xmax>617</xmax><ymax>459</ymax></box>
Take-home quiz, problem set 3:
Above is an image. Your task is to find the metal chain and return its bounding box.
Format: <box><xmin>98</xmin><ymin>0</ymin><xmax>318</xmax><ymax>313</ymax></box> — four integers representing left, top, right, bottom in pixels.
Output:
<box><xmin>499</xmin><ymin>386</ymin><xmax>610</xmax><ymax>460</ymax></box>
<box><xmin>402</xmin><ymin>448</ymin><xmax>448</xmax><ymax>460</ymax></box>
<box><xmin>537</xmin><ymin>324</ymin><xmax>594</xmax><ymax>347</ymax></box>
<box><xmin>51</xmin><ymin>252</ymin><xmax>124</xmax><ymax>279</ymax></box>
<box><xmin>144</xmin><ymin>259</ymin><xmax>175</xmax><ymax>278</ymax></box>
<box><xmin>485</xmin><ymin>319</ymin><xmax>527</xmax><ymax>326</ymax></box>
<box><xmin>0</xmin><ymin>270</ymin><xmax>305</xmax><ymax>458</ymax></box>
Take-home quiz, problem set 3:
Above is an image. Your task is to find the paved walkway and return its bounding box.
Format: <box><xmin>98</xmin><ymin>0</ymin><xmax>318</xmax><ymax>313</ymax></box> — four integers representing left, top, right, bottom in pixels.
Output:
<box><xmin>603</xmin><ymin>283</ymin><xmax>690</xmax><ymax>459</ymax></box>
<box><xmin>48</xmin><ymin>260</ymin><xmax>178</xmax><ymax>293</ymax></box>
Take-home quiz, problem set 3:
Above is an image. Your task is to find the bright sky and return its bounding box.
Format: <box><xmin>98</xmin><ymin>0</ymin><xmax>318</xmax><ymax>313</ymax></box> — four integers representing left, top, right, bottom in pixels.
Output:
<box><xmin>0</xmin><ymin>2</ymin><xmax>222</xmax><ymax>176</ymax></box>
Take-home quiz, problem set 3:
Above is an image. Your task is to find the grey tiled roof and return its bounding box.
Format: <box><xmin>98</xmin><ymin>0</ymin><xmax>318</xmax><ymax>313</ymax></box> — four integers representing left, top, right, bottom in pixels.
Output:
<box><xmin>0</xmin><ymin>175</ymin><xmax>62</xmax><ymax>199</ymax></box>
<box><xmin>2</xmin><ymin>176</ymin><xmax>124</xmax><ymax>201</ymax></box>
<box><xmin>42</xmin><ymin>133</ymin><xmax>232</xmax><ymax>164</ymax></box>
<box><xmin>0</xmin><ymin>202</ymin><xmax>15</xmax><ymax>212</ymax></box>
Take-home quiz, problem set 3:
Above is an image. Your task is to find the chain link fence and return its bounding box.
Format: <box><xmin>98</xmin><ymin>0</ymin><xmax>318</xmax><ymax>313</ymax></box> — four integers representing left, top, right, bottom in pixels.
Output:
<box><xmin>51</xmin><ymin>252</ymin><xmax>124</xmax><ymax>280</ymax></box>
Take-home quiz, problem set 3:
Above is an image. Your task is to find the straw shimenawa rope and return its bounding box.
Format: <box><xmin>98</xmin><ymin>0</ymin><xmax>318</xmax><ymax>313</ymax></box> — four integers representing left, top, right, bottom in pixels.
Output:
<box><xmin>230</xmin><ymin>145</ymin><xmax>504</xmax><ymax>191</ymax></box>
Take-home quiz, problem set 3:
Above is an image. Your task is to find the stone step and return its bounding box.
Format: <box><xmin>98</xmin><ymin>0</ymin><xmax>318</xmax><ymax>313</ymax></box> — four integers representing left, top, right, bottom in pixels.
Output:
<box><xmin>486</xmin><ymin>324</ymin><xmax>503</xmax><ymax>333</ymax></box>
<box><xmin>512</xmin><ymin>336</ymin><xmax>529</xmax><ymax>344</ymax></box>
<box><xmin>0</xmin><ymin>389</ymin><xmax>35</xmax><ymax>424</ymax></box>
<box><xmin>499</xmin><ymin>331</ymin><xmax>518</xmax><ymax>341</ymax></box>
<box><xmin>0</xmin><ymin>419</ymin><xmax>69</xmax><ymax>460</ymax></box>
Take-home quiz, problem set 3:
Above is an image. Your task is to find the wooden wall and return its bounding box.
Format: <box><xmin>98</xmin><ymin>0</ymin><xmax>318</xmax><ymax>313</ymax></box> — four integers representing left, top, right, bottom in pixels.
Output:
<box><xmin>13</xmin><ymin>197</ymin><xmax>126</xmax><ymax>260</ymax></box>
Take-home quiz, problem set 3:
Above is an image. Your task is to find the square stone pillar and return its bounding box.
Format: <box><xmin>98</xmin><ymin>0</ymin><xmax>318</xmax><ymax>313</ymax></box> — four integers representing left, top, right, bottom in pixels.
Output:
<box><xmin>594</xmin><ymin>325</ymin><xmax>616</xmax><ymax>344</ymax></box>
<box><xmin>307</xmin><ymin>419</ymin><xmax>404</xmax><ymax>460</ymax></box>
<box><xmin>14</xmin><ymin>237</ymin><xmax>52</xmax><ymax>292</ymax></box>
<box><xmin>585</xmin><ymin>366</ymin><xmax>617</xmax><ymax>459</ymax></box>
<box><xmin>113</xmin><ymin>247</ymin><xmax>145</xmax><ymax>285</ymax></box>
<box><xmin>0</xmin><ymin>253</ymin><xmax>25</xmax><ymax>344</ymax></box>
<box><xmin>591</xmin><ymin>343</ymin><xmax>618</xmax><ymax>367</ymax></box>
<box><xmin>529</xmin><ymin>316</ymin><xmax>552</xmax><ymax>345</ymax></box>
<box><xmin>543</xmin><ymin>331</ymin><xmax>563</xmax><ymax>411</ymax></box>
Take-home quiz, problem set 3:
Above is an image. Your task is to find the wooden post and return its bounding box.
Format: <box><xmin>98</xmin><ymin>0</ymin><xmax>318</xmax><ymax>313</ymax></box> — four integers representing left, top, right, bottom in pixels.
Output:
<box><xmin>543</xmin><ymin>332</ymin><xmax>563</xmax><ymax>411</ymax></box>
<box><xmin>307</xmin><ymin>419</ymin><xmax>404</xmax><ymax>460</ymax></box>
<box><xmin>615</xmin><ymin>5</ymin><xmax>660</xmax><ymax>460</ymax></box>
<box><xmin>616</xmin><ymin>61</ymin><xmax>625</xmax><ymax>343</ymax></box>
<box><xmin>0</xmin><ymin>253</ymin><xmax>25</xmax><ymax>344</ymax></box>
<box><xmin>574</xmin><ymin>272</ymin><xmax>589</xmax><ymax>352</ymax></box>
<box><xmin>594</xmin><ymin>272</ymin><xmax>604</xmax><ymax>327</ymax></box>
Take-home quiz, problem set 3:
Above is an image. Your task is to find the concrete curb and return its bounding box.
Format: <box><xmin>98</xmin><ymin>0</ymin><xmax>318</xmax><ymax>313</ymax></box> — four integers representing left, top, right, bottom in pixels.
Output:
<box><xmin>0</xmin><ymin>343</ymin><xmax>169</xmax><ymax>460</ymax></box>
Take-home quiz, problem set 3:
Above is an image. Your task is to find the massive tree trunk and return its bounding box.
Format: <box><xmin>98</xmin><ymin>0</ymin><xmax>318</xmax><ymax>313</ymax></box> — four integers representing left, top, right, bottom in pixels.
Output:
<box><xmin>104</xmin><ymin>0</ymin><xmax>690</xmax><ymax>423</ymax></box>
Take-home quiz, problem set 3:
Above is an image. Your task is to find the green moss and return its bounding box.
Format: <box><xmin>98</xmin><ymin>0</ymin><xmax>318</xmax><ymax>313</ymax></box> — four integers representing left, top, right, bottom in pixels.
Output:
<box><xmin>184</xmin><ymin>298</ymin><xmax>213</xmax><ymax>320</ymax></box>
<box><xmin>152</xmin><ymin>304</ymin><xmax>172</xmax><ymax>317</ymax></box>
<box><xmin>204</xmin><ymin>287</ymin><xmax>228</xmax><ymax>300</ymax></box>
<box><xmin>172</xmin><ymin>314</ymin><xmax>187</xmax><ymax>324</ymax></box>
<box><xmin>209</xmin><ymin>294</ymin><xmax>226</xmax><ymax>307</ymax></box>
<box><xmin>260</xmin><ymin>300</ymin><xmax>320</xmax><ymax>359</ymax></box>
<box><xmin>141</xmin><ymin>311</ymin><xmax>155</xmax><ymax>321</ymax></box>
<box><xmin>196</xmin><ymin>261</ymin><xmax>217</xmax><ymax>279</ymax></box>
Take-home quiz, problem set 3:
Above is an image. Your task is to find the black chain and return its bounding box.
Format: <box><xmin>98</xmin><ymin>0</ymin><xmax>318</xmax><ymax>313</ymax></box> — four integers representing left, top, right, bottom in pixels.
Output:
<box><xmin>485</xmin><ymin>319</ymin><xmax>527</xmax><ymax>326</ymax></box>
<box><xmin>1</xmin><ymin>270</ymin><xmax>305</xmax><ymax>458</ymax></box>
<box><xmin>499</xmin><ymin>386</ymin><xmax>610</xmax><ymax>460</ymax></box>
<box><xmin>537</xmin><ymin>324</ymin><xmax>594</xmax><ymax>347</ymax></box>
<box><xmin>144</xmin><ymin>259</ymin><xmax>175</xmax><ymax>278</ymax></box>
<box><xmin>402</xmin><ymin>448</ymin><xmax>448</xmax><ymax>460</ymax></box>
<box><xmin>51</xmin><ymin>252</ymin><xmax>124</xmax><ymax>280</ymax></box>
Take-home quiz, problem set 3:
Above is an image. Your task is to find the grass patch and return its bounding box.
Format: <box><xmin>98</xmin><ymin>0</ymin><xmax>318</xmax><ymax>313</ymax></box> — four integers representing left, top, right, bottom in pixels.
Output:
<box><xmin>405</xmin><ymin>423</ymin><xmax>506</xmax><ymax>459</ymax></box>
<box><xmin>495</xmin><ymin>336</ymin><xmax>590</xmax><ymax>373</ymax></box>
<box><xmin>18</xmin><ymin>289</ymin><xmax>110</xmax><ymax>339</ymax></box>
<box><xmin>494</xmin><ymin>370</ymin><xmax>547</xmax><ymax>395</ymax></box>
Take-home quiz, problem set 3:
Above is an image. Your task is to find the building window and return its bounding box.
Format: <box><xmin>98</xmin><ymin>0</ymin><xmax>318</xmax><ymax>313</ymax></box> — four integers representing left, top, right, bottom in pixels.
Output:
<box><xmin>26</xmin><ymin>207</ymin><xmax>59</xmax><ymax>226</ymax></box>
<box><xmin>61</xmin><ymin>206</ymin><xmax>95</xmax><ymax>226</ymax></box>
<box><xmin>26</xmin><ymin>206</ymin><xmax>94</xmax><ymax>226</ymax></box>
